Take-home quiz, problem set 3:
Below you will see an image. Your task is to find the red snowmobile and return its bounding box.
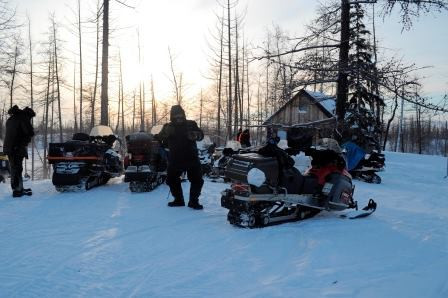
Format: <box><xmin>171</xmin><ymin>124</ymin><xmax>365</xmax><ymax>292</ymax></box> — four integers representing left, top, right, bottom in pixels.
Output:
<box><xmin>221</xmin><ymin>137</ymin><xmax>376</xmax><ymax>228</ymax></box>
<box><xmin>48</xmin><ymin>125</ymin><xmax>123</xmax><ymax>191</ymax></box>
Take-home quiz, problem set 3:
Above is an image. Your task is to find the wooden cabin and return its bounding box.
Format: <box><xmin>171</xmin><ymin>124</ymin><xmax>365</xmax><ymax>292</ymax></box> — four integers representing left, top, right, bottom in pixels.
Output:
<box><xmin>263</xmin><ymin>89</ymin><xmax>335</xmax><ymax>126</ymax></box>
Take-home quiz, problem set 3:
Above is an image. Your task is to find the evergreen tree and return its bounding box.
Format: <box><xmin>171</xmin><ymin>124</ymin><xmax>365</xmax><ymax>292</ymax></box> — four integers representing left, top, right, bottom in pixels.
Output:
<box><xmin>343</xmin><ymin>4</ymin><xmax>383</xmax><ymax>151</ymax></box>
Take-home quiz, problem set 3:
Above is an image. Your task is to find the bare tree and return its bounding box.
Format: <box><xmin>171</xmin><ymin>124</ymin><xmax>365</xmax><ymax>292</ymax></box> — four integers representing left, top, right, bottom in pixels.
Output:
<box><xmin>100</xmin><ymin>0</ymin><xmax>109</xmax><ymax>126</ymax></box>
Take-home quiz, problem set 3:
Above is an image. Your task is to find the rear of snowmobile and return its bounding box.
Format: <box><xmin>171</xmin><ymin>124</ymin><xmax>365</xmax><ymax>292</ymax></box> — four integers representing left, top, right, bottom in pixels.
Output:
<box><xmin>342</xmin><ymin>142</ymin><xmax>385</xmax><ymax>184</ymax></box>
<box><xmin>209</xmin><ymin>140</ymin><xmax>257</xmax><ymax>181</ymax></box>
<box><xmin>124</xmin><ymin>130</ymin><xmax>167</xmax><ymax>192</ymax></box>
<box><xmin>0</xmin><ymin>150</ymin><xmax>9</xmax><ymax>183</ymax></box>
<box><xmin>48</xmin><ymin>125</ymin><xmax>123</xmax><ymax>192</ymax></box>
<box><xmin>220</xmin><ymin>123</ymin><xmax>377</xmax><ymax>228</ymax></box>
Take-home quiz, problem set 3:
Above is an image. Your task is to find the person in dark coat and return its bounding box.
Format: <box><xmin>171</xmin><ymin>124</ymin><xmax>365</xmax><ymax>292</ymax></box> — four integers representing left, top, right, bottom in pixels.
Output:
<box><xmin>239</xmin><ymin>129</ymin><xmax>251</xmax><ymax>148</ymax></box>
<box><xmin>236</xmin><ymin>128</ymin><xmax>242</xmax><ymax>142</ymax></box>
<box><xmin>3</xmin><ymin>105</ymin><xmax>35</xmax><ymax>197</ymax></box>
<box><xmin>157</xmin><ymin>105</ymin><xmax>205</xmax><ymax>209</ymax></box>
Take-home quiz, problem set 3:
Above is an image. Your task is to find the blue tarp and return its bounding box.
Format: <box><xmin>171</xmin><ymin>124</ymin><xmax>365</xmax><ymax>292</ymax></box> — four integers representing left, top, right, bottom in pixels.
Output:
<box><xmin>342</xmin><ymin>142</ymin><xmax>366</xmax><ymax>171</ymax></box>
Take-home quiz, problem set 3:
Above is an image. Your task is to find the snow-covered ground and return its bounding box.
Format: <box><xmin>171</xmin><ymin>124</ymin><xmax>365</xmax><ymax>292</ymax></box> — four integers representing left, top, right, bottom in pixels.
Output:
<box><xmin>1</xmin><ymin>152</ymin><xmax>447</xmax><ymax>297</ymax></box>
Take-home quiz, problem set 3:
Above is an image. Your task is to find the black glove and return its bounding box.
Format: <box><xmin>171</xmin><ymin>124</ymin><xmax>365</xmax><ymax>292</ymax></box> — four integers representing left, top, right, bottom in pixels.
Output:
<box><xmin>187</xmin><ymin>131</ymin><xmax>202</xmax><ymax>141</ymax></box>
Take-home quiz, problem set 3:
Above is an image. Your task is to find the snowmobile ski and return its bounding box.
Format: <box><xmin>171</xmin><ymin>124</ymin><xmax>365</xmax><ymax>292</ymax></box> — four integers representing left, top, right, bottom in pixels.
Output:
<box><xmin>340</xmin><ymin>199</ymin><xmax>377</xmax><ymax>219</ymax></box>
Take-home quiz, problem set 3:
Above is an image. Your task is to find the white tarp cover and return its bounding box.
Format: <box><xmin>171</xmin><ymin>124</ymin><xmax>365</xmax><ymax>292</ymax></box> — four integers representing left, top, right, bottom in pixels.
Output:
<box><xmin>150</xmin><ymin>125</ymin><xmax>164</xmax><ymax>135</ymax></box>
<box><xmin>247</xmin><ymin>168</ymin><xmax>266</xmax><ymax>187</ymax></box>
<box><xmin>225</xmin><ymin>140</ymin><xmax>241</xmax><ymax>151</ymax></box>
<box><xmin>197</xmin><ymin>135</ymin><xmax>213</xmax><ymax>149</ymax></box>
<box><xmin>90</xmin><ymin>125</ymin><xmax>114</xmax><ymax>137</ymax></box>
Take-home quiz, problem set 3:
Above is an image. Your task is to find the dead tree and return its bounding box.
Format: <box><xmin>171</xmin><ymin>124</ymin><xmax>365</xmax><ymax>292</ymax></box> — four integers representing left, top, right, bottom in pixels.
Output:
<box><xmin>27</xmin><ymin>15</ymin><xmax>35</xmax><ymax>180</ymax></box>
<box><xmin>51</xmin><ymin>15</ymin><xmax>63</xmax><ymax>142</ymax></box>
<box><xmin>100</xmin><ymin>0</ymin><xmax>109</xmax><ymax>126</ymax></box>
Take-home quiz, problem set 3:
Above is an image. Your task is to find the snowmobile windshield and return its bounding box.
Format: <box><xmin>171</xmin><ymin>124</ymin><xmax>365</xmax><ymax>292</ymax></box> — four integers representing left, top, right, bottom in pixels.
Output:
<box><xmin>126</xmin><ymin>132</ymin><xmax>153</xmax><ymax>143</ymax></box>
<box><xmin>90</xmin><ymin>125</ymin><xmax>114</xmax><ymax>137</ymax></box>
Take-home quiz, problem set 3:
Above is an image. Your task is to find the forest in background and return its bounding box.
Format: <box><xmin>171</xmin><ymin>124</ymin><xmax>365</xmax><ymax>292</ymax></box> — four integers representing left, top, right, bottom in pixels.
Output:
<box><xmin>0</xmin><ymin>0</ymin><xmax>448</xmax><ymax>180</ymax></box>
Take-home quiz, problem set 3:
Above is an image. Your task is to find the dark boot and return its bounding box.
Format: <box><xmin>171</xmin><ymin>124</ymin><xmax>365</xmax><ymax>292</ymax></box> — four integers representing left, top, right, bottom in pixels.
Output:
<box><xmin>23</xmin><ymin>188</ymin><xmax>32</xmax><ymax>196</ymax></box>
<box><xmin>168</xmin><ymin>198</ymin><xmax>185</xmax><ymax>207</ymax></box>
<box><xmin>188</xmin><ymin>199</ymin><xmax>203</xmax><ymax>210</ymax></box>
<box><xmin>12</xmin><ymin>190</ymin><xmax>24</xmax><ymax>198</ymax></box>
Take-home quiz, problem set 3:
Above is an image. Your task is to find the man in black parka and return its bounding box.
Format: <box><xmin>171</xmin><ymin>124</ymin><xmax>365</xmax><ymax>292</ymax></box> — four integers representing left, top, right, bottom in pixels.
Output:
<box><xmin>157</xmin><ymin>105</ymin><xmax>205</xmax><ymax>209</ymax></box>
<box><xmin>3</xmin><ymin>105</ymin><xmax>35</xmax><ymax>197</ymax></box>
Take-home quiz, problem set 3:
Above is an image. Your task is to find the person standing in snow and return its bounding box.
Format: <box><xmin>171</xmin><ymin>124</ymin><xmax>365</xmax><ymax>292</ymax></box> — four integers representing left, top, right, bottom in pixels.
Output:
<box><xmin>157</xmin><ymin>105</ymin><xmax>205</xmax><ymax>209</ymax></box>
<box><xmin>236</xmin><ymin>128</ymin><xmax>242</xmax><ymax>142</ymax></box>
<box><xmin>3</xmin><ymin>105</ymin><xmax>35</xmax><ymax>197</ymax></box>
<box><xmin>239</xmin><ymin>129</ymin><xmax>251</xmax><ymax>148</ymax></box>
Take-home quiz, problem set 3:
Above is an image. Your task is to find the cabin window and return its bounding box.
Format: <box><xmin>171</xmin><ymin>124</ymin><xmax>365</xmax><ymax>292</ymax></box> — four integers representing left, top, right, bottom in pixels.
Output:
<box><xmin>298</xmin><ymin>99</ymin><xmax>308</xmax><ymax>113</ymax></box>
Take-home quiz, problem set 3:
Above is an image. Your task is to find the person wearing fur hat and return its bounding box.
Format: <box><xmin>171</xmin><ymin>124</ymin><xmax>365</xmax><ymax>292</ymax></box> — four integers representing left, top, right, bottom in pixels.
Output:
<box><xmin>157</xmin><ymin>105</ymin><xmax>205</xmax><ymax>209</ymax></box>
<box><xmin>3</xmin><ymin>105</ymin><xmax>35</xmax><ymax>197</ymax></box>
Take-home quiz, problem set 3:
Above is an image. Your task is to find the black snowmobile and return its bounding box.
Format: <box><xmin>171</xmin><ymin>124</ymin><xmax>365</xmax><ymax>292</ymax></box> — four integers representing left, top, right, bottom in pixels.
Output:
<box><xmin>209</xmin><ymin>140</ymin><xmax>256</xmax><ymax>181</ymax></box>
<box><xmin>48</xmin><ymin>125</ymin><xmax>123</xmax><ymax>192</ymax></box>
<box><xmin>342</xmin><ymin>142</ymin><xmax>385</xmax><ymax>184</ymax></box>
<box><xmin>221</xmin><ymin>138</ymin><xmax>377</xmax><ymax>228</ymax></box>
<box><xmin>123</xmin><ymin>131</ymin><xmax>167</xmax><ymax>192</ymax></box>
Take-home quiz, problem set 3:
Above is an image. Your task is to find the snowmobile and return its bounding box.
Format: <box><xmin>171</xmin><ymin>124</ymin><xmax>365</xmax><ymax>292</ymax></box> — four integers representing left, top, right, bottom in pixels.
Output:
<box><xmin>123</xmin><ymin>131</ymin><xmax>167</xmax><ymax>192</ymax></box>
<box><xmin>197</xmin><ymin>135</ymin><xmax>216</xmax><ymax>177</ymax></box>
<box><xmin>0</xmin><ymin>139</ymin><xmax>8</xmax><ymax>183</ymax></box>
<box><xmin>0</xmin><ymin>153</ymin><xmax>9</xmax><ymax>183</ymax></box>
<box><xmin>209</xmin><ymin>140</ymin><xmax>256</xmax><ymax>181</ymax></box>
<box><xmin>48</xmin><ymin>125</ymin><xmax>123</xmax><ymax>192</ymax></box>
<box><xmin>221</xmin><ymin>138</ymin><xmax>377</xmax><ymax>228</ymax></box>
<box><xmin>342</xmin><ymin>142</ymin><xmax>384</xmax><ymax>184</ymax></box>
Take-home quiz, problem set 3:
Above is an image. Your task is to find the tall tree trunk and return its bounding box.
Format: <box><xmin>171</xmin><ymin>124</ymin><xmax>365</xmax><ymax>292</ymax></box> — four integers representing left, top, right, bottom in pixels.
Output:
<box><xmin>217</xmin><ymin>8</ymin><xmax>224</xmax><ymax>143</ymax></box>
<box><xmin>119</xmin><ymin>51</ymin><xmax>124</xmax><ymax>137</ymax></box>
<box><xmin>78</xmin><ymin>0</ymin><xmax>84</xmax><ymax>131</ymax></box>
<box><xmin>100</xmin><ymin>0</ymin><xmax>109</xmax><ymax>126</ymax></box>
<box><xmin>73</xmin><ymin>57</ymin><xmax>78</xmax><ymax>131</ymax></box>
<box><xmin>9</xmin><ymin>45</ymin><xmax>18</xmax><ymax>108</ymax></box>
<box><xmin>168</xmin><ymin>46</ymin><xmax>180</xmax><ymax>105</ymax></box>
<box><xmin>92</xmin><ymin>0</ymin><xmax>100</xmax><ymax>129</ymax></box>
<box><xmin>53</xmin><ymin>17</ymin><xmax>63</xmax><ymax>142</ymax></box>
<box><xmin>383</xmin><ymin>95</ymin><xmax>399</xmax><ymax>151</ymax></box>
<box><xmin>246</xmin><ymin>55</ymin><xmax>250</xmax><ymax>127</ymax></box>
<box><xmin>43</xmin><ymin>50</ymin><xmax>52</xmax><ymax>179</ymax></box>
<box><xmin>227</xmin><ymin>0</ymin><xmax>232</xmax><ymax>140</ymax></box>
<box><xmin>28</xmin><ymin>16</ymin><xmax>35</xmax><ymax>180</ymax></box>
<box><xmin>116</xmin><ymin>68</ymin><xmax>121</xmax><ymax>133</ymax></box>
<box><xmin>151</xmin><ymin>76</ymin><xmax>156</xmax><ymax>126</ymax></box>
<box><xmin>132</xmin><ymin>91</ymin><xmax>136</xmax><ymax>131</ymax></box>
<box><xmin>140</xmin><ymin>81</ymin><xmax>145</xmax><ymax>131</ymax></box>
<box><xmin>336</xmin><ymin>0</ymin><xmax>350</xmax><ymax>131</ymax></box>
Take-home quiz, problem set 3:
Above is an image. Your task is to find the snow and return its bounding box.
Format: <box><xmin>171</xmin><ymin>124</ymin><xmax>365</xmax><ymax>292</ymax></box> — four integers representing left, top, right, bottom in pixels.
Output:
<box><xmin>1</xmin><ymin>152</ymin><xmax>448</xmax><ymax>297</ymax></box>
<box><xmin>305</xmin><ymin>90</ymin><xmax>336</xmax><ymax>115</ymax></box>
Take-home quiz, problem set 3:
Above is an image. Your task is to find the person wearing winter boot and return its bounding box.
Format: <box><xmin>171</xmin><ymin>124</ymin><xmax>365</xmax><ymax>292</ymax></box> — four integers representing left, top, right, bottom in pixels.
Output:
<box><xmin>157</xmin><ymin>105</ymin><xmax>205</xmax><ymax>209</ymax></box>
<box><xmin>3</xmin><ymin>105</ymin><xmax>35</xmax><ymax>198</ymax></box>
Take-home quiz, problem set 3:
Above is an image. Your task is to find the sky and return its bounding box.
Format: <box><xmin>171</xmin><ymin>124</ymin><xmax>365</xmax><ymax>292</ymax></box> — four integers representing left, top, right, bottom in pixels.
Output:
<box><xmin>8</xmin><ymin>0</ymin><xmax>448</xmax><ymax>120</ymax></box>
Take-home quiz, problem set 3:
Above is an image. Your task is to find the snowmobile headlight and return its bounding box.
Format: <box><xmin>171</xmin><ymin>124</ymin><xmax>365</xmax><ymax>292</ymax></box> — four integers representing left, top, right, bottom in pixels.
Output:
<box><xmin>322</xmin><ymin>182</ymin><xmax>333</xmax><ymax>195</ymax></box>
